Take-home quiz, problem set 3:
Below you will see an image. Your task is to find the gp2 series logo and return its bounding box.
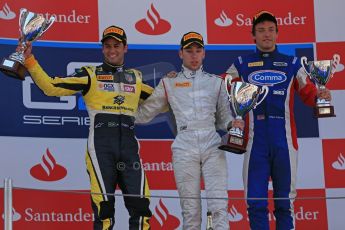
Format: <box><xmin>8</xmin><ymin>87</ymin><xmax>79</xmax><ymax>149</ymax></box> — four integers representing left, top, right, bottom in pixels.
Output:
<box><xmin>248</xmin><ymin>70</ymin><xmax>287</xmax><ymax>86</ymax></box>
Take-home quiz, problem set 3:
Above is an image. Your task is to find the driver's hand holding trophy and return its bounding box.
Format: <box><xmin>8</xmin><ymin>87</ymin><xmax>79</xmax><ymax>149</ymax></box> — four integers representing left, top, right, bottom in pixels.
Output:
<box><xmin>301</xmin><ymin>54</ymin><xmax>340</xmax><ymax>117</ymax></box>
<box><xmin>219</xmin><ymin>74</ymin><xmax>269</xmax><ymax>154</ymax></box>
<box><xmin>0</xmin><ymin>8</ymin><xmax>55</xmax><ymax>80</ymax></box>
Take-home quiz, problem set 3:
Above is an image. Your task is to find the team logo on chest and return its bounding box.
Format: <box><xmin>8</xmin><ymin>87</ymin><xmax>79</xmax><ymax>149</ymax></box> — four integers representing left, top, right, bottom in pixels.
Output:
<box><xmin>114</xmin><ymin>95</ymin><xmax>125</xmax><ymax>105</ymax></box>
<box><xmin>125</xmin><ymin>73</ymin><xmax>134</xmax><ymax>83</ymax></box>
<box><xmin>248</xmin><ymin>70</ymin><xmax>287</xmax><ymax>86</ymax></box>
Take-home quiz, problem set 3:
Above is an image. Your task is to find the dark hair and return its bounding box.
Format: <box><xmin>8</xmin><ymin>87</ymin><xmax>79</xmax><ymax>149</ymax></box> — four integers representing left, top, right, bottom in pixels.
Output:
<box><xmin>251</xmin><ymin>11</ymin><xmax>278</xmax><ymax>35</ymax></box>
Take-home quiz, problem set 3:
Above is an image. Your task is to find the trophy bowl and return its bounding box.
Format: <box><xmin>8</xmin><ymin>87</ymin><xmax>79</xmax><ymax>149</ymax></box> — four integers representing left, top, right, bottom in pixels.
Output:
<box><xmin>301</xmin><ymin>54</ymin><xmax>340</xmax><ymax>117</ymax></box>
<box><xmin>219</xmin><ymin>77</ymin><xmax>269</xmax><ymax>154</ymax></box>
<box><xmin>0</xmin><ymin>8</ymin><xmax>55</xmax><ymax>80</ymax></box>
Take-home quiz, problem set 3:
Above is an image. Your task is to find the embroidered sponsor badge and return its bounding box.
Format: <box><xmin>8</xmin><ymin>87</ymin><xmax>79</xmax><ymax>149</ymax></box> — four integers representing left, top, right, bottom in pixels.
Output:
<box><xmin>125</xmin><ymin>73</ymin><xmax>134</xmax><ymax>83</ymax></box>
<box><xmin>248</xmin><ymin>70</ymin><xmax>287</xmax><ymax>86</ymax></box>
<box><xmin>273</xmin><ymin>62</ymin><xmax>288</xmax><ymax>67</ymax></box>
<box><xmin>97</xmin><ymin>75</ymin><xmax>114</xmax><ymax>81</ymax></box>
<box><xmin>122</xmin><ymin>84</ymin><xmax>135</xmax><ymax>93</ymax></box>
<box><xmin>175</xmin><ymin>82</ymin><xmax>192</xmax><ymax>87</ymax></box>
<box><xmin>248</xmin><ymin>61</ymin><xmax>264</xmax><ymax>67</ymax></box>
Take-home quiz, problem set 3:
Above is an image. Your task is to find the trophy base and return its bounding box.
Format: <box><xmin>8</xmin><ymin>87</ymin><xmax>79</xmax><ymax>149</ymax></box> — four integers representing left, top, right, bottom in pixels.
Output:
<box><xmin>218</xmin><ymin>135</ymin><xmax>246</xmax><ymax>154</ymax></box>
<box><xmin>0</xmin><ymin>57</ymin><xmax>26</xmax><ymax>80</ymax></box>
<box><xmin>314</xmin><ymin>105</ymin><xmax>336</xmax><ymax>118</ymax></box>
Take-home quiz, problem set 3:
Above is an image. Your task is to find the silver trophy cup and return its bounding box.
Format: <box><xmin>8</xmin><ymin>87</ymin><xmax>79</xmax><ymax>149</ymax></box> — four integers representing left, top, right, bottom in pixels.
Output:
<box><xmin>219</xmin><ymin>75</ymin><xmax>269</xmax><ymax>154</ymax></box>
<box><xmin>0</xmin><ymin>8</ymin><xmax>55</xmax><ymax>80</ymax></box>
<box><xmin>301</xmin><ymin>54</ymin><xmax>340</xmax><ymax>117</ymax></box>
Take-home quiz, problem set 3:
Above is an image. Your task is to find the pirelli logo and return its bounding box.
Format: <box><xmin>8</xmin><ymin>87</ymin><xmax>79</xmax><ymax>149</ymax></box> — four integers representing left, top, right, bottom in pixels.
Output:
<box><xmin>104</xmin><ymin>27</ymin><xmax>124</xmax><ymax>36</ymax></box>
<box><xmin>97</xmin><ymin>75</ymin><xmax>114</xmax><ymax>81</ymax></box>
<box><xmin>175</xmin><ymin>82</ymin><xmax>191</xmax><ymax>87</ymax></box>
<box><xmin>184</xmin><ymin>33</ymin><xmax>203</xmax><ymax>41</ymax></box>
<box><xmin>248</xmin><ymin>61</ymin><xmax>264</xmax><ymax>67</ymax></box>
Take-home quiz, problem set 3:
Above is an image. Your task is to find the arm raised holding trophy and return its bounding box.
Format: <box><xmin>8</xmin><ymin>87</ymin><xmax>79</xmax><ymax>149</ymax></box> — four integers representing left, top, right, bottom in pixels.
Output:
<box><xmin>16</xmin><ymin>24</ymin><xmax>155</xmax><ymax>230</ymax></box>
<box><xmin>0</xmin><ymin>8</ymin><xmax>55</xmax><ymax>80</ymax></box>
<box><xmin>301</xmin><ymin>54</ymin><xmax>339</xmax><ymax>117</ymax></box>
<box><xmin>222</xmin><ymin>10</ymin><xmax>334</xmax><ymax>230</ymax></box>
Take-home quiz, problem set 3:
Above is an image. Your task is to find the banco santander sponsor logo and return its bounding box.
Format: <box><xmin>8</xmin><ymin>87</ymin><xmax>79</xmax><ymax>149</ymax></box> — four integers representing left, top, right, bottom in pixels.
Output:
<box><xmin>135</xmin><ymin>3</ymin><xmax>171</xmax><ymax>35</ymax></box>
<box><xmin>214</xmin><ymin>10</ymin><xmax>232</xmax><ymax>27</ymax></box>
<box><xmin>2</xmin><ymin>208</ymin><xmax>21</xmax><ymax>221</ymax></box>
<box><xmin>0</xmin><ymin>3</ymin><xmax>15</xmax><ymax>20</ymax></box>
<box><xmin>30</xmin><ymin>148</ymin><xmax>67</xmax><ymax>181</ymax></box>
<box><xmin>228</xmin><ymin>204</ymin><xmax>243</xmax><ymax>222</ymax></box>
<box><xmin>322</xmin><ymin>139</ymin><xmax>345</xmax><ymax>188</ymax></box>
<box><xmin>206</xmin><ymin>0</ymin><xmax>315</xmax><ymax>43</ymax></box>
<box><xmin>0</xmin><ymin>0</ymin><xmax>98</xmax><ymax>42</ymax></box>
<box><xmin>248</xmin><ymin>70</ymin><xmax>287</xmax><ymax>86</ymax></box>
<box><xmin>332</xmin><ymin>153</ymin><xmax>345</xmax><ymax>170</ymax></box>
<box><xmin>151</xmin><ymin>199</ymin><xmax>180</xmax><ymax>229</ymax></box>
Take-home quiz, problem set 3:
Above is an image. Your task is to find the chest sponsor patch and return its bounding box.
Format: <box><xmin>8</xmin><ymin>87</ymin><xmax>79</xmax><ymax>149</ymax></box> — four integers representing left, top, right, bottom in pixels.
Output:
<box><xmin>97</xmin><ymin>75</ymin><xmax>114</xmax><ymax>81</ymax></box>
<box><xmin>273</xmin><ymin>62</ymin><xmax>288</xmax><ymax>67</ymax></box>
<box><xmin>98</xmin><ymin>82</ymin><xmax>116</xmax><ymax>92</ymax></box>
<box><xmin>248</xmin><ymin>70</ymin><xmax>287</xmax><ymax>86</ymax></box>
<box><xmin>122</xmin><ymin>84</ymin><xmax>136</xmax><ymax>93</ymax></box>
<box><xmin>273</xmin><ymin>89</ymin><xmax>286</xmax><ymax>95</ymax></box>
<box><xmin>248</xmin><ymin>61</ymin><xmax>264</xmax><ymax>67</ymax></box>
<box><xmin>175</xmin><ymin>82</ymin><xmax>192</xmax><ymax>88</ymax></box>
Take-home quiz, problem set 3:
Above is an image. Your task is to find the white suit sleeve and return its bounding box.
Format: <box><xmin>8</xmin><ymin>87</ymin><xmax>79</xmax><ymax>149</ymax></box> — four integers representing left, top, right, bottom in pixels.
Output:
<box><xmin>135</xmin><ymin>78</ymin><xmax>169</xmax><ymax>124</ymax></box>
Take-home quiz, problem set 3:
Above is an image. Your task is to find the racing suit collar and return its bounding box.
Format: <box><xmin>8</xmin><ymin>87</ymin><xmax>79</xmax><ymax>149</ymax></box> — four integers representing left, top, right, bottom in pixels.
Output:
<box><xmin>102</xmin><ymin>61</ymin><xmax>125</xmax><ymax>73</ymax></box>
<box><xmin>181</xmin><ymin>65</ymin><xmax>203</xmax><ymax>78</ymax></box>
<box><xmin>255</xmin><ymin>46</ymin><xmax>279</xmax><ymax>58</ymax></box>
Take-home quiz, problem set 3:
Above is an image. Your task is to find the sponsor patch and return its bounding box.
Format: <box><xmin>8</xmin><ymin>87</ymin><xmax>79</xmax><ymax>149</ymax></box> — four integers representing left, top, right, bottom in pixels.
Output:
<box><xmin>97</xmin><ymin>75</ymin><xmax>114</xmax><ymax>81</ymax></box>
<box><xmin>175</xmin><ymin>82</ymin><xmax>192</xmax><ymax>87</ymax></box>
<box><xmin>248</xmin><ymin>70</ymin><xmax>287</xmax><ymax>86</ymax></box>
<box><xmin>98</xmin><ymin>83</ymin><xmax>116</xmax><ymax>92</ymax></box>
<box><xmin>273</xmin><ymin>62</ymin><xmax>288</xmax><ymax>67</ymax></box>
<box><xmin>248</xmin><ymin>61</ymin><xmax>264</xmax><ymax>67</ymax></box>
<box><xmin>125</xmin><ymin>73</ymin><xmax>134</xmax><ymax>83</ymax></box>
<box><xmin>273</xmin><ymin>89</ymin><xmax>285</xmax><ymax>95</ymax></box>
<box><xmin>123</xmin><ymin>84</ymin><xmax>135</xmax><ymax>93</ymax></box>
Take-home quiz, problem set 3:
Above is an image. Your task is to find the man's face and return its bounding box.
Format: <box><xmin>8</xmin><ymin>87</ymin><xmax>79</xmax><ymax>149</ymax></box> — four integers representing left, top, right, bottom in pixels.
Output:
<box><xmin>102</xmin><ymin>38</ymin><xmax>128</xmax><ymax>66</ymax></box>
<box><xmin>253</xmin><ymin>21</ymin><xmax>278</xmax><ymax>52</ymax></box>
<box><xmin>179</xmin><ymin>44</ymin><xmax>205</xmax><ymax>71</ymax></box>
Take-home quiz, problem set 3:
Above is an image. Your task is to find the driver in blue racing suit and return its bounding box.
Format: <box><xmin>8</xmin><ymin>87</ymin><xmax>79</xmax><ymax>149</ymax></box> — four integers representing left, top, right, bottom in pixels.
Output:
<box><xmin>225</xmin><ymin>11</ymin><xmax>332</xmax><ymax>230</ymax></box>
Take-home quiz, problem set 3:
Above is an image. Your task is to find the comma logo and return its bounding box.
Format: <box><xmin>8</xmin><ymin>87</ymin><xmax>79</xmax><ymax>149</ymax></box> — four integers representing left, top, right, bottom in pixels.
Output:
<box><xmin>30</xmin><ymin>148</ymin><xmax>67</xmax><ymax>181</ymax></box>
<box><xmin>228</xmin><ymin>205</ymin><xmax>243</xmax><ymax>222</ymax></box>
<box><xmin>0</xmin><ymin>3</ymin><xmax>15</xmax><ymax>20</ymax></box>
<box><xmin>135</xmin><ymin>3</ymin><xmax>171</xmax><ymax>35</ymax></box>
<box><xmin>2</xmin><ymin>208</ymin><xmax>21</xmax><ymax>221</ymax></box>
<box><xmin>214</xmin><ymin>10</ymin><xmax>233</xmax><ymax>27</ymax></box>
<box><xmin>332</xmin><ymin>153</ymin><xmax>345</xmax><ymax>170</ymax></box>
<box><xmin>150</xmin><ymin>199</ymin><xmax>180</xmax><ymax>229</ymax></box>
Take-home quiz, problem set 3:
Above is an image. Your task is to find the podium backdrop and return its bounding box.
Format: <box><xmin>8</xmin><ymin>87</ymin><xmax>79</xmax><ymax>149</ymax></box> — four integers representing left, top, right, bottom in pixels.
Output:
<box><xmin>0</xmin><ymin>0</ymin><xmax>344</xmax><ymax>229</ymax></box>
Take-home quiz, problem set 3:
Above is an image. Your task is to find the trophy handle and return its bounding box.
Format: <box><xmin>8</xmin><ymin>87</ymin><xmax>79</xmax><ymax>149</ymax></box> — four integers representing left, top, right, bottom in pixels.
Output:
<box><xmin>18</xmin><ymin>8</ymin><xmax>28</xmax><ymax>39</ymax></box>
<box><xmin>253</xmin><ymin>85</ymin><xmax>269</xmax><ymax>109</ymax></box>
<box><xmin>40</xmin><ymin>16</ymin><xmax>56</xmax><ymax>35</ymax></box>
<box><xmin>300</xmin><ymin>56</ymin><xmax>310</xmax><ymax>77</ymax></box>
<box><xmin>331</xmin><ymin>54</ymin><xmax>341</xmax><ymax>74</ymax></box>
<box><xmin>224</xmin><ymin>74</ymin><xmax>233</xmax><ymax>100</ymax></box>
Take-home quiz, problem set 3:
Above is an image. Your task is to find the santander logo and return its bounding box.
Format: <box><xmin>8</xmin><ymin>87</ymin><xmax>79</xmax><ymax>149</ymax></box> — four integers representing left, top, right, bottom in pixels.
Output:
<box><xmin>332</xmin><ymin>153</ymin><xmax>345</xmax><ymax>170</ymax></box>
<box><xmin>214</xmin><ymin>10</ymin><xmax>233</xmax><ymax>27</ymax></box>
<box><xmin>135</xmin><ymin>3</ymin><xmax>171</xmax><ymax>35</ymax></box>
<box><xmin>228</xmin><ymin>205</ymin><xmax>243</xmax><ymax>222</ymax></box>
<box><xmin>2</xmin><ymin>208</ymin><xmax>21</xmax><ymax>221</ymax></box>
<box><xmin>30</xmin><ymin>148</ymin><xmax>67</xmax><ymax>181</ymax></box>
<box><xmin>150</xmin><ymin>199</ymin><xmax>180</xmax><ymax>229</ymax></box>
<box><xmin>0</xmin><ymin>3</ymin><xmax>15</xmax><ymax>20</ymax></box>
